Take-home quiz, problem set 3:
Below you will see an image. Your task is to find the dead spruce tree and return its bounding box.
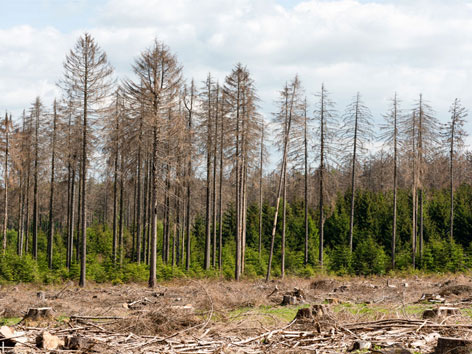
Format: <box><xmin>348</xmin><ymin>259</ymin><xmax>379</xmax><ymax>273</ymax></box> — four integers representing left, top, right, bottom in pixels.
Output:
<box><xmin>125</xmin><ymin>40</ymin><xmax>182</xmax><ymax>288</ymax></box>
<box><xmin>47</xmin><ymin>100</ymin><xmax>58</xmax><ymax>268</ymax></box>
<box><xmin>403</xmin><ymin>94</ymin><xmax>437</xmax><ymax>266</ymax></box>
<box><xmin>313</xmin><ymin>84</ymin><xmax>337</xmax><ymax>267</ymax></box>
<box><xmin>30</xmin><ymin>97</ymin><xmax>45</xmax><ymax>260</ymax></box>
<box><xmin>224</xmin><ymin>64</ymin><xmax>260</xmax><ymax>280</ymax></box>
<box><xmin>380</xmin><ymin>93</ymin><xmax>401</xmax><ymax>268</ymax></box>
<box><xmin>1</xmin><ymin>112</ymin><xmax>11</xmax><ymax>254</ymax></box>
<box><xmin>266</xmin><ymin>76</ymin><xmax>302</xmax><ymax>280</ymax></box>
<box><xmin>342</xmin><ymin>92</ymin><xmax>373</xmax><ymax>253</ymax></box>
<box><xmin>442</xmin><ymin>98</ymin><xmax>467</xmax><ymax>242</ymax></box>
<box><xmin>59</xmin><ymin>33</ymin><xmax>114</xmax><ymax>287</ymax></box>
<box><xmin>182</xmin><ymin>80</ymin><xmax>196</xmax><ymax>271</ymax></box>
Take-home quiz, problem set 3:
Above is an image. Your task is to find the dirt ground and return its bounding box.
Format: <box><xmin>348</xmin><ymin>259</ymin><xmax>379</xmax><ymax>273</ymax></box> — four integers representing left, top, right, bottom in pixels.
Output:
<box><xmin>1</xmin><ymin>274</ymin><xmax>472</xmax><ymax>353</ymax></box>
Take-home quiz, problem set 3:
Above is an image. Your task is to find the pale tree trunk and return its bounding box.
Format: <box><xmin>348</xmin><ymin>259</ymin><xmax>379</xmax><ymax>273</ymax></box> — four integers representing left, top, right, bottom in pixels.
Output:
<box><xmin>258</xmin><ymin>123</ymin><xmax>264</xmax><ymax>257</ymax></box>
<box><xmin>392</xmin><ymin>94</ymin><xmax>398</xmax><ymax>269</ymax></box>
<box><xmin>450</xmin><ymin>109</ymin><xmax>455</xmax><ymax>242</ymax></box>
<box><xmin>211</xmin><ymin>86</ymin><xmax>219</xmax><ymax>268</ymax></box>
<box><xmin>266</xmin><ymin>88</ymin><xmax>294</xmax><ymax>281</ymax></box>
<box><xmin>234</xmin><ymin>79</ymin><xmax>241</xmax><ymax>281</ymax></box>
<box><xmin>32</xmin><ymin>100</ymin><xmax>40</xmax><ymax>260</ymax></box>
<box><xmin>204</xmin><ymin>83</ymin><xmax>212</xmax><ymax>271</ymax></box>
<box><xmin>218</xmin><ymin>94</ymin><xmax>225</xmax><ymax>269</ymax></box>
<box><xmin>47</xmin><ymin>102</ymin><xmax>58</xmax><ymax>268</ymax></box>
<box><xmin>303</xmin><ymin>100</ymin><xmax>309</xmax><ymax>265</ymax></box>
<box><xmin>149</xmin><ymin>127</ymin><xmax>158</xmax><ymax>288</ymax></box>
<box><xmin>118</xmin><ymin>152</ymin><xmax>124</xmax><ymax>266</ymax></box>
<box><xmin>2</xmin><ymin>113</ymin><xmax>9</xmax><ymax>254</ymax></box>
<box><xmin>281</xmin><ymin>170</ymin><xmax>287</xmax><ymax>278</ymax></box>
<box><xmin>348</xmin><ymin>96</ymin><xmax>360</xmax><ymax>253</ymax></box>
<box><xmin>79</xmin><ymin>67</ymin><xmax>88</xmax><ymax>288</ymax></box>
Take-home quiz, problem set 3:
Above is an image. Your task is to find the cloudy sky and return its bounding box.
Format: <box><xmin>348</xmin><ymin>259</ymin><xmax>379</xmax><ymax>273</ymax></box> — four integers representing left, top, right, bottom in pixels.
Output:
<box><xmin>2</xmin><ymin>0</ymin><xmax>472</xmax><ymax>135</ymax></box>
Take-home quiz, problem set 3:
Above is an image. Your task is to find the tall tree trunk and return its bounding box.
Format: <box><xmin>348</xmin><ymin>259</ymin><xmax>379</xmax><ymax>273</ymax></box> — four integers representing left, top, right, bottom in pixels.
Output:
<box><xmin>319</xmin><ymin>87</ymin><xmax>325</xmax><ymax>267</ymax></box>
<box><xmin>348</xmin><ymin>95</ymin><xmax>360</xmax><ymax>253</ymax></box>
<box><xmin>212</xmin><ymin>86</ymin><xmax>219</xmax><ymax>268</ymax></box>
<box><xmin>142</xmin><ymin>155</ymin><xmax>149</xmax><ymax>265</ymax></box>
<box><xmin>218</xmin><ymin>96</ymin><xmax>225</xmax><ymax>270</ymax></box>
<box><xmin>118</xmin><ymin>152</ymin><xmax>124</xmax><ymax>267</ymax></box>
<box><xmin>18</xmin><ymin>171</ymin><xmax>24</xmax><ymax>256</ymax></box>
<box><xmin>79</xmin><ymin>74</ymin><xmax>88</xmax><ymax>288</ymax></box>
<box><xmin>281</xmin><ymin>169</ymin><xmax>287</xmax><ymax>278</ymax></box>
<box><xmin>32</xmin><ymin>103</ymin><xmax>40</xmax><ymax>260</ymax></box>
<box><xmin>392</xmin><ymin>94</ymin><xmax>398</xmax><ymax>269</ymax></box>
<box><xmin>47</xmin><ymin>102</ymin><xmax>57</xmax><ymax>268</ymax></box>
<box><xmin>235</xmin><ymin>83</ymin><xmax>241</xmax><ymax>281</ymax></box>
<box><xmin>258</xmin><ymin>123</ymin><xmax>264</xmax><ymax>258</ymax></box>
<box><xmin>149</xmin><ymin>127</ymin><xmax>158</xmax><ymax>288</ymax></box>
<box><xmin>76</xmin><ymin>159</ymin><xmax>82</xmax><ymax>264</ymax></box>
<box><xmin>303</xmin><ymin>100</ymin><xmax>309</xmax><ymax>265</ymax></box>
<box><xmin>136</xmin><ymin>152</ymin><xmax>142</xmax><ymax>264</ymax></box>
<box><xmin>68</xmin><ymin>166</ymin><xmax>76</xmax><ymax>269</ymax></box>
<box><xmin>2</xmin><ymin>113</ymin><xmax>9</xmax><ymax>254</ymax></box>
<box><xmin>450</xmin><ymin>114</ymin><xmax>455</xmax><ymax>242</ymax></box>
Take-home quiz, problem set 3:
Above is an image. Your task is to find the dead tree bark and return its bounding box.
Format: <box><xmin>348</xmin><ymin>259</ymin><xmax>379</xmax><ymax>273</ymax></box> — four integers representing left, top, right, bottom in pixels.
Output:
<box><xmin>47</xmin><ymin>101</ymin><xmax>58</xmax><ymax>268</ymax></box>
<box><xmin>2</xmin><ymin>113</ymin><xmax>9</xmax><ymax>254</ymax></box>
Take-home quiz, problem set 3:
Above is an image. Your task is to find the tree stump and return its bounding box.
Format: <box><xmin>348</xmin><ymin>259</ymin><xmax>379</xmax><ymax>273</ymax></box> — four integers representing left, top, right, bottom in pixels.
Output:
<box><xmin>434</xmin><ymin>337</ymin><xmax>472</xmax><ymax>354</ymax></box>
<box><xmin>312</xmin><ymin>304</ymin><xmax>331</xmax><ymax>320</ymax></box>
<box><xmin>21</xmin><ymin>307</ymin><xmax>54</xmax><ymax>326</ymax></box>
<box><xmin>281</xmin><ymin>295</ymin><xmax>297</xmax><ymax>306</ymax></box>
<box><xmin>423</xmin><ymin>307</ymin><xmax>459</xmax><ymax>319</ymax></box>
<box><xmin>295</xmin><ymin>307</ymin><xmax>312</xmax><ymax>320</ymax></box>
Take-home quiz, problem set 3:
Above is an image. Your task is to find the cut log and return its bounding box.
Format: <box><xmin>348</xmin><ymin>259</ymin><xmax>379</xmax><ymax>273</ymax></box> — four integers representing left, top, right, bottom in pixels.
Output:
<box><xmin>434</xmin><ymin>337</ymin><xmax>472</xmax><ymax>354</ymax></box>
<box><xmin>36</xmin><ymin>331</ymin><xmax>64</xmax><ymax>350</ymax></box>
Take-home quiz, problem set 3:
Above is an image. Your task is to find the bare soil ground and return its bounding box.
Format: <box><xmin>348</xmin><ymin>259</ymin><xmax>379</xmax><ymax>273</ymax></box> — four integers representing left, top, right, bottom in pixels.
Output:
<box><xmin>1</xmin><ymin>274</ymin><xmax>472</xmax><ymax>353</ymax></box>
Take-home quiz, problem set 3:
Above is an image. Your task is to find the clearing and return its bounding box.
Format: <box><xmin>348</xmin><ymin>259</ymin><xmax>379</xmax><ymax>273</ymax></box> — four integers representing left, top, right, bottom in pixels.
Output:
<box><xmin>1</xmin><ymin>275</ymin><xmax>472</xmax><ymax>353</ymax></box>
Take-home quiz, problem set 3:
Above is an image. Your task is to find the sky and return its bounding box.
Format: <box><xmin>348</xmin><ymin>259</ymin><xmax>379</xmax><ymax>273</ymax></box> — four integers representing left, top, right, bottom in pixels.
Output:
<box><xmin>2</xmin><ymin>0</ymin><xmax>472</xmax><ymax>140</ymax></box>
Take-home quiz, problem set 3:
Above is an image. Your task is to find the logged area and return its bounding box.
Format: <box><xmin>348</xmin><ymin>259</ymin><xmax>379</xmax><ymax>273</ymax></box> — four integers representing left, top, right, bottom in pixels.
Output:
<box><xmin>2</xmin><ymin>275</ymin><xmax>472</xmax><ymax>353</ymax></box>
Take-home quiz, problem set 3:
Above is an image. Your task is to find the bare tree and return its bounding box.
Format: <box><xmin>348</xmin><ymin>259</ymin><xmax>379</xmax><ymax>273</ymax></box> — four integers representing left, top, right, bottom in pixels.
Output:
<box><xmin>313</xmin><ymin>84</ymin><xmax>337</xmax><ymax>267</ymax></box>
<box><xmin>125</xmin><ymin>40</ymin><xmax>182</xmax><ymax>288</ymax></box>
<box><xmin>380</xmin><ymin>93</ymin><xmax>401</xmax><ymax>268</ymax></box>
<box><xmin>47</xmin><ymin>100</ymin><xmax>58</xmax><ymax>268</ymax></box>
<box><xmin>342</xmin><ymin>92</ymin><xmax>373</xmax><ymax>253</ymax></box>
<box><xmin>1</xmin><ymin>112</ymin><xmax>10</xmax><ymax>254</ymax></box>
<box><xmin>442</xmin><ymin>98</ymin><xmax>467</xmax><ymax>242</ymax></box>
<box><xmin>266</xmin><ymin>76</ymin><xmax>301</xmax><ymax>280</ymax></box>
<box><xmin>59</xmin><ymin>33</ymin><xmax>114</xmax><ymax>287</ymax></box>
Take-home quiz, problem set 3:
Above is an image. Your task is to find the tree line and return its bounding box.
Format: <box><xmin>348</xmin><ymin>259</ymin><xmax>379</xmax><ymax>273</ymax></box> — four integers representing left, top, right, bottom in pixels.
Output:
<box><xmin>1</xmin><ymin>33</ymin><xmax>470</xmax><ymax>286</ymax></box>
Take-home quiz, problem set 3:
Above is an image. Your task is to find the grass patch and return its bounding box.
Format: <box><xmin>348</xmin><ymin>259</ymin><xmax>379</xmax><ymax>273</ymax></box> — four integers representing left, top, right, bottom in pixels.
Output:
<box><xmin>227</xmin><ymin>304</ymin><xmax>310</xmax><ymax>323</ymax></box>
<box><xmin>0</xmin><ymin>317</ymin><xmax>21</xmax><ymax>326</ymax></box>
<box><xmin>333</xmin><ymin>302</ymin><xmax>432</xmax><ymax>319</ymax></box>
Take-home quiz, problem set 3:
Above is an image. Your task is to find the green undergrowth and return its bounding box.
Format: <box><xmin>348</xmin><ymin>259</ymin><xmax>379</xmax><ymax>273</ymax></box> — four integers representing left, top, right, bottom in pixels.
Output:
<box><xmin>333</xmin><ymin>302</ymin><xmax>434</xmax><ymax>319</ymax></box>
<box><xmin>226</xmin><ymin>304</ymin><xmax>310</xmax><ymax>324</ymax></box>
<box><xmin>0</xmin><ymin>317</ymin><xmax>21</xmax><ymax>326</ymax></box>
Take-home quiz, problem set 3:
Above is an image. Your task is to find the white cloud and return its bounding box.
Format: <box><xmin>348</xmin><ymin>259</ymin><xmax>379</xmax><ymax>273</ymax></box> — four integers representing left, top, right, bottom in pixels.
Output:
<box><xmin>2</xmin><ymin>0</ymin><xmax>472</xmax><ymax>134</ymax></box>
